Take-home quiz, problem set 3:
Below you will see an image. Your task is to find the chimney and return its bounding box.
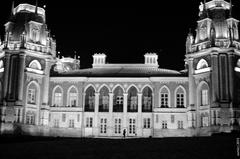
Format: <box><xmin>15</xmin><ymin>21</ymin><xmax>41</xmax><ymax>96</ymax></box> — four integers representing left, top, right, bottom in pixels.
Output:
<box><xmin>92</xmin><ymin>53</ymin><xmax>106</xmax><ymax>68</ymax></box>
<box><xmin>144</xmin><ymin>53</ymin><xmax>159</xmax><ymax>67</ymax></box>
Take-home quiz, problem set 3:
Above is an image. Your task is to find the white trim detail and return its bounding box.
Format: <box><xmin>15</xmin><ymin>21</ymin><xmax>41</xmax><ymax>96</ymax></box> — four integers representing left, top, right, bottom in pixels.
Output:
<box><xmin>195</xmin><ymin>67</ymin><xmax>211</xmax><ymax>74</ymax></box>
<box><xmin>0</xmin><ymin>68</ymin><xmax>4</xmax><ymax>73</ymax></box>
<box><xmin>26</xmin><ymin>67</ymin><xmax>44</xmax><ymax>75</ymax></box>
<box><xmin>235</xmin><ymin>67</ymin><xmax>240</xmax><ymax>72</ymax></box>
<box><xmin>29</xmin><ymin>60</ymin><xmax>42</xmax><ymax>70</ymax></box>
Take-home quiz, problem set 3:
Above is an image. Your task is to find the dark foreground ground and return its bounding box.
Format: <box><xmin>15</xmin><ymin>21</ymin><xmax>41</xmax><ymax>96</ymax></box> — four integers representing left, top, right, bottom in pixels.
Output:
<box><xmin>0</xmin><ymin>133</ymin><xmax>239</xmax><ymax>159</ymax></box>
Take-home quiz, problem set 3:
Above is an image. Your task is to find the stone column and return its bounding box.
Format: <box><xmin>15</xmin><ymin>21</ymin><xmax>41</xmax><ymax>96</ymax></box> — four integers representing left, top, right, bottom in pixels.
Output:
<box><xmin>123</xmin><ymin>93</ymin><xmax>128</xmax><ymax>132</ymax></box>
<box><xmin>137</xmin><ymin>93</ymin><xmax>142</xmax><ymax>136</ymax></box>
<box><xmin>211</xmin><ymin>53</ymin><xmax>219</xmax><ymax>106</ymax></box>
<box><xmin>16</xmin><ymin>53</ymin><xmax>26</xmax><ymax>105</ymax></box>
<box><xmin>3</xmin><ymin>53</ymin><xmax>10</xmax><ymax>102</ymax></box>
<box><xmin>108</xmin><ymin>93</ymin><xmax>114</xmax><ymax>136</ymax></box>
<box><xmin>93</xmin><ymin>92</ymin><xmax>99</xmax><ymax>136</ymax></box>
<box><xmin>228</xmin><ymin>53</ymin><xmax>234</xmax><ymax>107</ymax></box>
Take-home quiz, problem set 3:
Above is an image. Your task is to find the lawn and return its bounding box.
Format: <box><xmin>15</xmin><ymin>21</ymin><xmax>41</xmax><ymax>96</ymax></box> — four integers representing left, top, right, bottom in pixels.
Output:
<box><xmin>0</xmin><ymin>133</ymin><xmax>239</xmax><ymax>159</ymax></box>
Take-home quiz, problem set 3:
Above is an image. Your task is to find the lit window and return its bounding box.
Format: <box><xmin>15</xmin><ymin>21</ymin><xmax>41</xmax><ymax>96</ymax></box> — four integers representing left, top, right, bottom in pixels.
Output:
<box><xmin>54</xmin><ymin>93</ymin><xmax>62</xmax><ymax>106</ymax></box>
<box><xmin>54</xmin><ymin>119</ymin><xmax>59</xmax><ymax>128</ymax></box>
<box><xmin>99</xmin><ymin>86</ymin><xmax>109</xmax><ymax>112</ymax></box>
<box><xmin>128</xmin><ymin>87</ymin><xmax>138</xmax><ymax>112</ymax></box>
<box><xmin>116</xmin><ymin>96</ymin><xmax>123</xmax><ymax>104</ymax></box>
<box><xmin>129</xmin><ymin>118</ymin><xmax>136</xmax><ymax>134</ymax></box>
<box><xmin>142</xmin><ymin>87</ymin><xmax>152</xmax><ymax>112</ymax></box>
<box><xmin>160</xmin><ymin>93</ymin><xmax>169</xmax><ymax>108</ymax></box>
<box><xmin>201</xmin><ymin>90</ymin><xmax>209</xmax><ymax>106</ymax></box>
<box><xmin>26</xmin><ymin>111</ymin><xmax>35</xmax><ymax>125</ymax></box>
<box><xmin>27</xmin><ymin>89</ymin><xmax>36</xmax><ymax>104</ymax></box>
<box><xmin>85</xmin><ymin>87</ymin><xmax>95</xmax><ymax>111</ymax></box>
<box><xmin>177</xmin><ymin>121</ymin><xmax>183</xmax><ymax>129</ymax></box>
<box><xmin>113</xmin><ymin>86</ymin><xmax>124</xmax><ymax>112</ymax></box>
<box><xmin>171</xmin><ymin>115</ymin><xmax>175</xmax><ymax>123</ymax></box>
<box><xmin>69</xmin><ymin>93</ymin><xmax>77</xmax><ymax>107</ymax></box>
<box><xmin>176</xmin><ymin>93</ymin><xmax>184</xmax><ymax>108</ymax></box>
<box><xmin>69</xmin><ymin>119</ymin><xmax>75</xmax><ymax>128</ymax></box>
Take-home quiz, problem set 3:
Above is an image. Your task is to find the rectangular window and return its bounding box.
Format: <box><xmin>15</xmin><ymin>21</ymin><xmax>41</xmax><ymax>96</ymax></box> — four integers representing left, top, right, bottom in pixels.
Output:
<box><xmin>77</xmin><ymin>114</ymin><xmax>80</xmax><ymax>122</ymax></box>
<box><xmin>116</xmin><ymin>96</ymin><xmax>123</xmax><ymax>105</ymax></box>
<box><xmin>69</xmin><ymin>119</ymin><xmax>74</xmax><ymax>128</ymax></box>
<box><xmin>86</xmin><ymin>117</ymin><xmax>93</xmax><ymax>128</ymax></box>
<box><xmin>143</xmin><ymin>96</ymin><xmax>152</xmax><ymax>110</ymax></box>
<box><xmin>88</xmin><ymin>96</ymin><xmax>95</xmax><ymax>109</ymax></box>
<box><xmin>62</xmin><ymin>113</ymin><xmax>66</xmax><ymax>122</ymax></box>
<box><xmin>100</xmin><ymin>118</ymin><xmax>107</xmax><ymax>134</ymax></box>
<box><xmin>54</xmin><ymin>119</ymin><xmax>59</xmax><ymax>128</ymax></box>
<box><xmin>28</xmin><ymin>89</ymin><xmax>36</xmax><ymax>104</ymax></box>
<box><xmin>201</xmin><ymin>90</ymin><xmax>208</xmax><ymax>106</ymax></box>
<box><xmin>171</xmin><ymin>115</ymin><xmax>175</xmax><ymax>123</ymax></box>
<box><xmin>143</xmin><ymin>118</ymin><xmax>151</xmax><ymax>129</ymax></box>
<box><xmin>160</xmin><ymin>93</ymin><xmax>168</xmax><ymax>108</ymax></box>
<box><xmin>69</xmin><ymin>93</ymin><xmax>77</xmax><ymax>107</ymax></box>
<box><xmin>54</xmin><ymin>93</ymin><xmax>62</xmax><ymax>106</ymax></box>
<box><xmin>129</xmin><ymin>118</ymin><xmax>136</xmax><ymax>134</ymax></box>
<box><xmin>114</xmin><ymin>118</ymin><xmax>121</xmax><ymax>134</ymax></box>
<box><xmin>102</xmin><ymin>96</ymin><xmax>109</xmax><ymax>109</ymax></box>
<box><xmin>162</xmin><ymin>121</ymin><xmax>167</xmax><ymax>129</ymax></box>
<box><xmin>177</xmin><ymin>121</ymin><xmax>183</xmax><ymax>129</ymax></box>
<box><xmin>176</xmin><ymin>93</ymin><xmax>184</xmax><ymax>108</ymax></box>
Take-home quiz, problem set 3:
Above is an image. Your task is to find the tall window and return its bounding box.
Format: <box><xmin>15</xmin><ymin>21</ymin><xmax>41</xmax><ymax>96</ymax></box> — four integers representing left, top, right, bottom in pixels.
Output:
<box><xmin>85</xmin><ymin>86</ymin><xmax>95</xmax><ymax>112</ymax></box>
<box><xmin>129</xmin><ymin>118</ymin><xmax>136</xmax><ymax>134</ymax></box>
<box><xmin>100</xmin><ymin>118</ymin><xmax>107</xmax><ymax>134</ymax></box>
<box><xmin>27</xmin><ymin>82</ymin><xmax>38</xmax><ymax>104</ymax></box>
<box><xmin>62</xmin><ymin>114</ymin><xmax>66</xmax><ymax>122</ymax></box>
<box><xmin>113</xmin><ymin>86</ymin><xmax>124</xmax><ymax>112</ymax></box>
<box><xmin>177</xmin><ymin>121</ymin><xmax>183</xmax><ymax>129</ymax></box>
<box><xmin>162</xmin><ymin>121</ymin><xmax>167</xmax><ymax>129</ymax></box>
<box><xmin>143</xmin><ymin>118</ymin><xmax>151</xmax><ymax>129</ymax></box>
<box><xmin>142</xmin><ymin>87</ymin><xmax>152</xmax><ymax>112</ymax></box>
<box><xmin>201</xmin><ymin>90</ymin><xmax>209</xmax><ymax>106</ymax></box>
<box><xmin>99</xmin><ymin>87</ymin><xmax>109</xmax><ymax>112</ymax></box>
<box><xmin>68</xmin><ymin>87</ymin><xmax>78</xmax><ymax>107</ymax></box>
<box><xmin>54</xmin><ymin>119</ymin><xmax>59</xmax><ymax>128</ymax></box>
<box><xmin>69</xmin><ymin>119</ymin><xmax>75</xmax><ymax>128</ymax></box>
<box><xmin>201</xmin><ymin>113</ymin><xmax>209</xmax><ymax>127</ymax></box>
<box><xmin>160</xmin><ymin>86</ymin><xmax>170</xmax><ymax>108</ymax></box>
<box><xmin>53</xmin><ymin>86</ymin><xmax>63</xmax><ymax>107</ymax></box>
<box><xmin>127</xmin><ymin>86</ymin><xmax>138</xmax><ymax>112</ymax></box>
<box><xmin>86</xmin><ymin>117</ymin><xmax>93</xmax><ymax>128</ymax></box>
<box><xmin>175</xmin><ymin>86</ymin><xmax>185</xmax><ymax>108</ymax></box>
<box><xmin>114</xmin><ymin>118</ymin><xmax>122</xmax><ymax>134</ymax></box>
<box><xmin>26</xmin><ymin>111</ymin><xmax>35</xmax><ymax>125</ymax></box>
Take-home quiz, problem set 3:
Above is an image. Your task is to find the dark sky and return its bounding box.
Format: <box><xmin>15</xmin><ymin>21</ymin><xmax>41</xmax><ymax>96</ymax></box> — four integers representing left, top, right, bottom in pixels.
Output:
<box><xmin>1</xmin><ymin>0</ymin><xmax>240</xmax><ymax>70</ymax></box>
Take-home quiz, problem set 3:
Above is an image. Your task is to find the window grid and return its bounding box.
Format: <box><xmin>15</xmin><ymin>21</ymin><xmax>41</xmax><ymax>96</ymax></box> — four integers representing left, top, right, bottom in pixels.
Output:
<box><xmin>177</xmin><ymin>121</ymin><xmax>183</xmax><ymax>129</ymax></box>
<box><xmin>143</xmin><ymin>118</ymin><xmax>151</xmax><ymax>129</ymax></box>
<box><xmin>162</xmin><ymin>121</ymin><xmax>167</xmax><ymax>129</ymax></box>
<box><xmin>86</xmin><ymin>117</ymin><xmax>93</xmax><ymax>128</ymax></box>
<box><xmin>129</xmin><ymin>118</ymin><xmax>136</xmax><ymax>134</ymax></box>
<box><xmin>54</xmin><ymin>93</ymin><xmax>62</xmax><ymax>106</ymax></box>
<box><xmin>100</xmin><ymin>118</ymin><xmax>107</xmax><ymax>134</ymax></box>
<box><xmin>201</xmin><ymin>90</ymin><xmax>209</xmax><ymax>106</ymax></box>
<box><xmin>114</xmin><ymin>118</ymin><xmax>121</xmax><ymax>134</ymax></box>
<box><xmin>160</xmin><ymin>93</ymin><xmax>168</xmax><ymax>108</ymax></box>
<box><xmin>69</xmin><ymin>93</ymin><xmax>77</xmax><ymax>107</ymax></box>
<box><xmin>28</xmin><ymin>89</ymin><xmax>36</xmax><ymax>104</ymax></box>
<box><xmin>176</xmin><ymin>93</ymin><xmax>184</xmax><ymax>108</ymax></box>
<box><xmin>69</xmin><ymin>119</ymin><xmax>75</xmax><ymax>128</ymax></box>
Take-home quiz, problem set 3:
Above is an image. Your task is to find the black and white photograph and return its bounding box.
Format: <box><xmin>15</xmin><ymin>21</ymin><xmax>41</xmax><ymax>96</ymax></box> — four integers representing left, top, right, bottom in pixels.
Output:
<box><xmin>0</xmin><ymin>0</ymin><xmax>240</xmax><ymax>158</ymax></box>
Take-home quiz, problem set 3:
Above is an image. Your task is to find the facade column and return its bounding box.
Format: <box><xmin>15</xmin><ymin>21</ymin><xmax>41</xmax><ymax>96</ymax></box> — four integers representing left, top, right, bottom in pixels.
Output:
<box><xmin>123</xmin><ymin>93</ymin><xmax>128</xmax><ymax>132</ymax></box>
<box><xmin>94</xmin><ymin>92</ymin><xmax>99</xmax><ymax>136</ymax></box>
<box><xmin>211</xmin><ymin>53</ymin><xmax>219</xmax><ymax>106</ymax></box>
<box><xmin>137</xmin><ymin>93</ymin><xmax>142</xmax><ymax>137</ymax></box>
<box><xmin>3</xmin><ymin>53</ymin><xmax>10</xmax><ymax>103</ymax></box>
<box><xmin>16</xmin><ymin>53</ymin><xmax>26</xmax><ymax>105</ymax></box>
<box><xmin>81</xmin><ymin>93</ymin><xmax>86</xmax><ymax>137</ymax></box>
<box><xmin>108</xmin><ymin>93</ymin><xmax>114</xmax><ymax>136</ymax></box>
<box><xmin>228</xmin><ymin>53</ymin><xmax>234</xmax><ymax>107</ymax></box>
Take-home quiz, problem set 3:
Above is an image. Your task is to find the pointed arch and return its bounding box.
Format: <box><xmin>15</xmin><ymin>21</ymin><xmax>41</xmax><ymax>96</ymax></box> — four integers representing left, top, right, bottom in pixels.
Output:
<box><xmin>140</xmin><ymin>84</ymin><xmax>153</xmax><ymax>93</ymax></box>
<box><xmin>52</xmin><ymin>85</ymin><xmax>63</xmax><ymax>107</ymax></box>
<box><xmin>113</xmin><ymin>85</ymin><xmax>124</xmax><ymax>112</ymax></box>
<box><xmin>84</xmin><ymin>84</ymin><xmax>97</xmax><ymax>93</ymax></box>
<box><xmin>127</xmin><ymin>86</ymin><xmax>138</xmax><ymax>112</ymax></box>
<box><xmin>174</xmin><ymin>85</ymin><xmax>186</xmax><ymax>108</ymax></box>
<box><xmin>84</xmin><ymin>85</ymin><xmax>95</xmax><ymax>112</ymax></box>
<box><xmin>142</xmin><ymin>86</ymin><xmax>153</xmax><ymax>112</ymax></box>
<box><xmin>196</xmin><ymin>59</ymin><xmax>208</xmax><ymax>70</ymax></box>
<box><xmin>112</xmin><ymin>84</ymin><xmax>125</xmax><ymax>93</ymax></box>
<box><xmin>97</xmin><ymin>84</ymin><xmax>111</xmax><ymax>93</ymax></box>
<box><xmin>99</xmin><ymin>86</ymin><xmax>110</xmax><ymax>112</ymax></box>
<box><xmin>67</xmin><ymin>85</ymin><xmax>78</xmax><ymax>107</ymax></box>
<box><xmin>29</xmin><ymin>60</ymin><xmax>42</xmax><ymax>70</ymax></box>
<box><xmin>197</xmin><ymin>81</ymin><xmax>210</xmax><ymax>106</ymax></box>
<box><xmin>126</xmin><ymin>84</ymin><xmax>139</xmax><ymax>93</ymax></box>
<box><xmin>159</xmin><ymin>85</ymin><xmax>171</xmax><ymax>108</ymax></box>
<box><xmin>26</xmin><ymin>81</ymin><xmax>40</xmax><ymax>105</ymax></box>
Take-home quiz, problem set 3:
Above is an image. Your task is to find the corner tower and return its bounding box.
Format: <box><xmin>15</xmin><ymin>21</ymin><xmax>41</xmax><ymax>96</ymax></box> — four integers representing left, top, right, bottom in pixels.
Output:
<box><xmin>0</xmin><ymin>3</ymin><xmax>56</xmax><ymax>131</ymax></box>
<box><xmin>185</xmin><ymin>0</ymin><xmax>240</xmax><ymax>134</ymax></box>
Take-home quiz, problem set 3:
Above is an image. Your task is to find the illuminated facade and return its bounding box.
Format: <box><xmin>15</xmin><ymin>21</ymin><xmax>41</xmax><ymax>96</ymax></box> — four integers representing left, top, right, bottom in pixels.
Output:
<box><xmin>0</xmin><ymin>0</ymin><xmax>240</xmax><ymax>137</ymax></box>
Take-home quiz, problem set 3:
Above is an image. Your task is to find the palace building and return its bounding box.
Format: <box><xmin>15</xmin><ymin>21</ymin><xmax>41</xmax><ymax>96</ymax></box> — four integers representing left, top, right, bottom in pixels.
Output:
<box><xmin>0</xmin><ymin>0</ymin><xmax>240</xmax><ymax>137</ymax></box>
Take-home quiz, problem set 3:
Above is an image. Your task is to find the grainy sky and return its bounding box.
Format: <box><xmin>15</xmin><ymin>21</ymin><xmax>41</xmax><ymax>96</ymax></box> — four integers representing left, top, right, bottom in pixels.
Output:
<box><xmin>1</xmin><ymin>0</ymin><xmax>240</xmax><ymax>70</ymax></box>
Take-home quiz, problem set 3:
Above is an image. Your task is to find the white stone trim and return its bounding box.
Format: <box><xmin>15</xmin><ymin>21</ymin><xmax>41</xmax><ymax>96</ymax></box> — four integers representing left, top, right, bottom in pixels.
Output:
<box><xmin>195</xmin><ymin>67</ymin><xmax>211</xmax><ymax>74</ymax></box>
<box><xmin>174</xmin><ymin>85</ymin><xmax>187</xmax><ymax>108</ymax></box>
<box><xmin>52</xmin><ymin>85</ymin><xmax>64</xmax><ymax>106</ymax></box>
<box><xmin>67</xmin><ymin>85</ymin><xmax>79</xmax><ymax>107</ymax></box>
<box><xmin>26</xmin><ymin>67</ymin><xmax>44</xmax><ymax>75</ymax></box>
<box><xmin>0</xmin><ymin>68</ymin><xmax>4</xmax><ymax>73</ymax></box>
<box><xmin>159</xmin><ymin>85</ymin><xmax>171</xmax><ymax>108</ymax></box>
<box><xmin>234</xmin><ymin>67</ymin><xmax>240</xmax><ymax>72</ymax></box>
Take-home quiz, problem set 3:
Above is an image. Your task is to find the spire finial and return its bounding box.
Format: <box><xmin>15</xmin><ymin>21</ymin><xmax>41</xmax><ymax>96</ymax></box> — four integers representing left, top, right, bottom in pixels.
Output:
<box><xmin>11</xmin><ymin>1</ymin><xmax>15</xmax><ymax>16</ymax></box>
<box><xmin>229</xmin><ymin>0</ymin><xmax>232</xmax><ymax>18</ymax></box>
<box><xmin>35</xmin><ymin>0</ymin><xmax>38</xmax><ymax>14</ymax></box>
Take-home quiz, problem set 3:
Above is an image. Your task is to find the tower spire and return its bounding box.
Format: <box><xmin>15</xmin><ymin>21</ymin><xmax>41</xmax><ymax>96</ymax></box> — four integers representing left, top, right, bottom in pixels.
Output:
<box><xmin>229</xmin><ymin>0</ymin><xmax>232</xmax><ymax>18</ymax></box>
<box><xmin>35</xmin><ymin>0</ymin><xmax>38</xmax><ymax>14</ymax></box>
<box><xmin>11</xmin><ymin>1</ymin><xmax>14</xmax><ymax>16</ymax></box>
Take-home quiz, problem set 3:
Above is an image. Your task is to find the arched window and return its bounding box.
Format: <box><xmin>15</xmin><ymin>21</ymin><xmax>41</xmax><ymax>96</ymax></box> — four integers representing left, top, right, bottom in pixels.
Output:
<box><xmin>26</xmin><ymin>111</ymin><xmax>36</xmax><ymax>125</ymax></box>
<box><xmin>29</xmin><ymin>60</ymin><xmax>42</xmax><ymax>70</ymax></box>
<box><xmin>160</xmin><ymin>86</ymin><xmax>170</xmax><ymax>108</ymax></box>
<box><xmin>27</xmin><ymin>82</ymin><xmax>38</xmax><ymax>105</ymax></box>
<box><xmin>198</xmin><ymin>82</ymin><xmax>210</xmax><ymax>106</ymax></box>
<box><xmin>52</xmin><ymin>86</ymin><xmax>63</xmax><ymax>107</ymax></box>
<box><xmin>99</xmin><ymin>86</ymin><xmax>109</xmax><ymax>112</ymax></box>
<box><xmin>196</xmin><ymin>59</ymin><xmax>208</xmax><ymax>70</ymax></box>
<box><xmin>68</xmin><ymin>86</ymin><xmax>78</xmax><ymax>107</ymax></box>
<box><xmin>85</xmin><ymin>86</ymin><xmax>95</xmax><ymax>112</ymax></box>
<box><xmin>142</xmin><ymin>86</ymin><xmax>152</xmax><ymax>112</ymax></box>
<box><xmin>201</xmin><ymin>113</ymin><xmax>209</xmax><ymax>127</ymax></box>
<box><xmin>175</xmin><ymin>86</ymin><xmax>186</xmax><ymax>108</ymax></box>
<box><xmin>127</xmin><ymin>86</ymin><xmax>138</xmax><ymax>112</ymax></box>
<box><xmin>113</xmin><ymin>86</ymin><xmax>124</xmax><ymax>112</ymax></box>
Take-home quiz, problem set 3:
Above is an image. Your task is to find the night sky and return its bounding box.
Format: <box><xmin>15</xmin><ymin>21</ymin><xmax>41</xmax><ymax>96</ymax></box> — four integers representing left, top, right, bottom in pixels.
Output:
<box><xmin>1</xmin><ymin>0</ymin><xmax>240</xmax><ymax>70</ymax></box>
